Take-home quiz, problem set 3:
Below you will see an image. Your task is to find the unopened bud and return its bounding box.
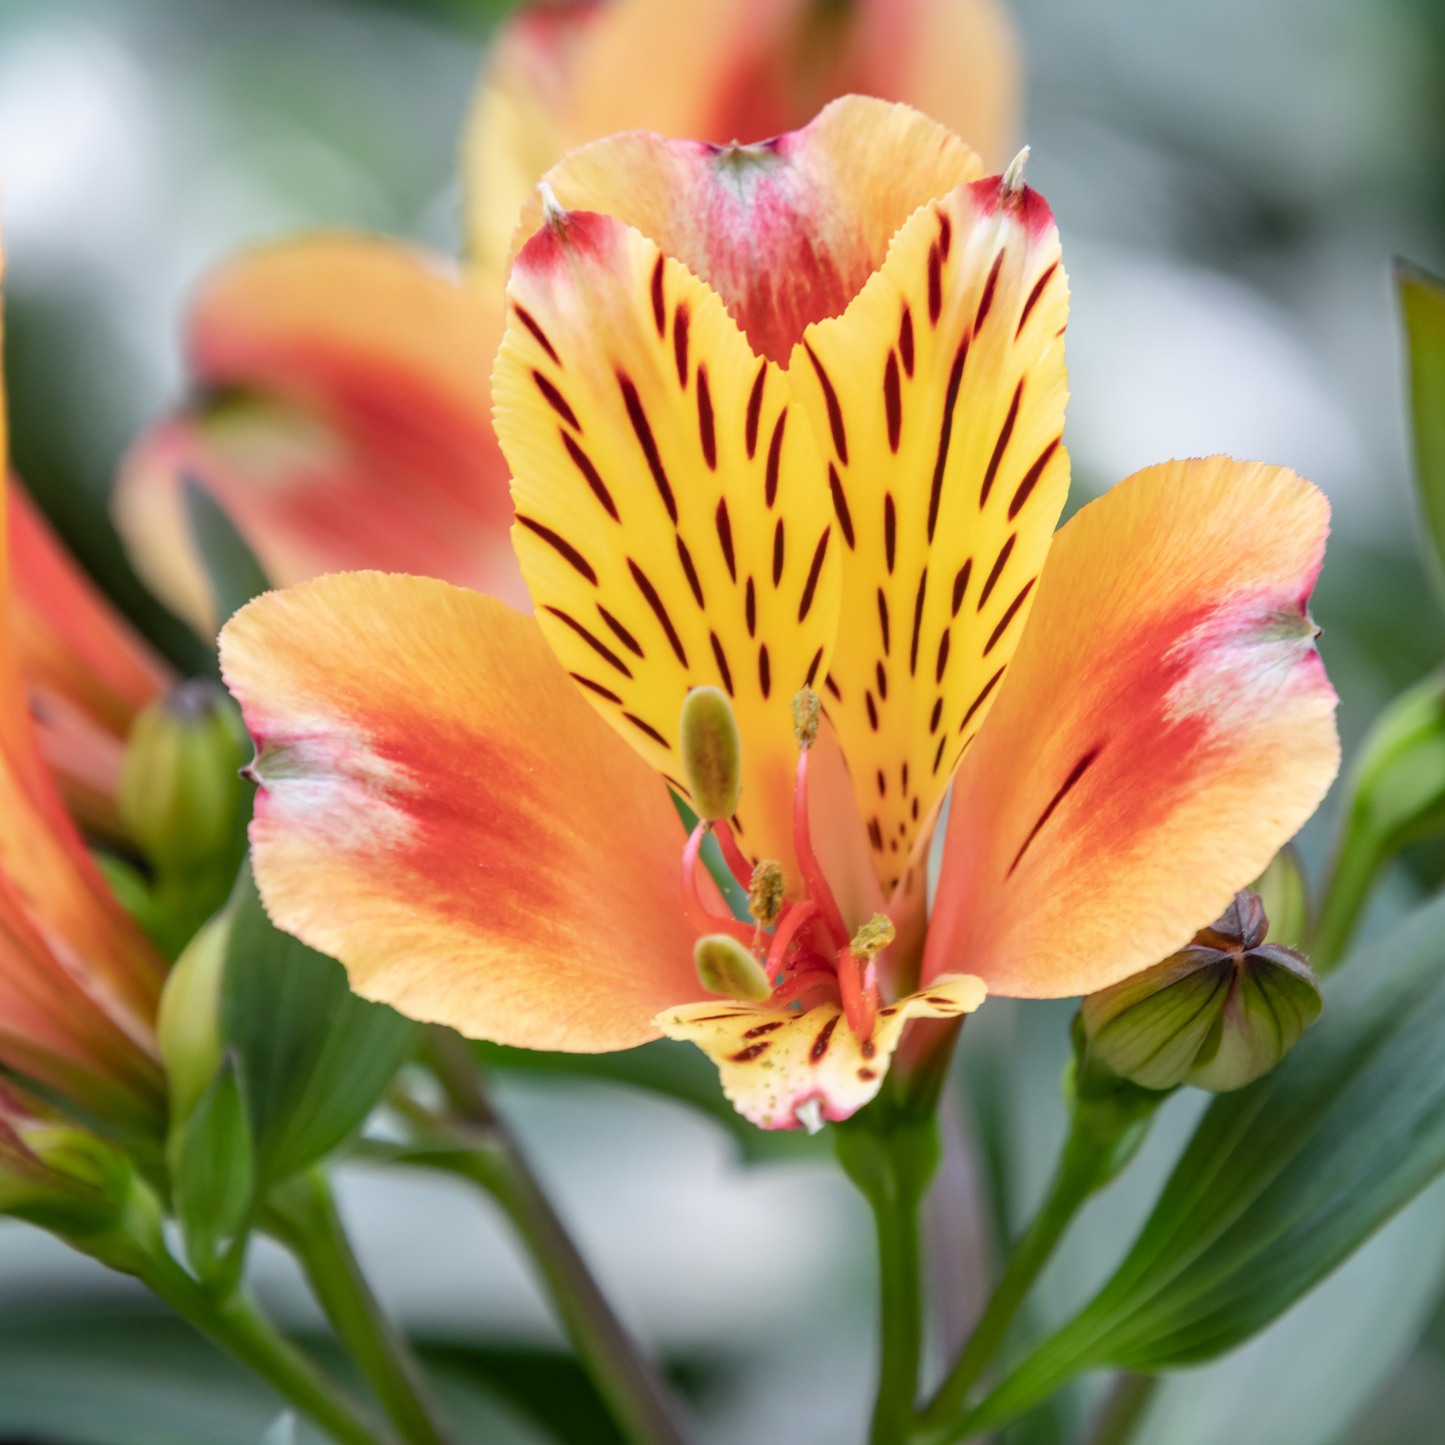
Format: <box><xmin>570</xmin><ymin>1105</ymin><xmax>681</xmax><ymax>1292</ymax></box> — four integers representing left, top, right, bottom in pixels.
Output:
<box><xmin>120</xmin><ymin>680</ymin><xmax>249</xmax><ymax>878</ymax></box>
<box><xmin>158</xmin><ymin>908</ymin><xmax>230</xmax><ymax>1145</ymax></box>
<box><xmin>748</xmin><ymin>860</ymin><xmax>785</xmax><ymax>927</ymax></box>
<box><xmin>1082</xmin><ymin>889</ymin><xmax>1322</xmax><ymax>1093</ymax></box>
<box><xmin>679</xmin><ymin>686</ymin><xmax>742</xmax><ymax>821</ymax></box>
<box><xmin>849</xmin><ymin>914</ymin><xmax>896</xmax><ymax>960</ymax></box>
<box><xmin>694</xmin><ymin>934</ymin><xmax>772</xmax><ymax>1002</ymax></box>
<box><xmin>791</xmin><ymin>686</ymin><xmax>820</xmax><ymax>747</ymax></box>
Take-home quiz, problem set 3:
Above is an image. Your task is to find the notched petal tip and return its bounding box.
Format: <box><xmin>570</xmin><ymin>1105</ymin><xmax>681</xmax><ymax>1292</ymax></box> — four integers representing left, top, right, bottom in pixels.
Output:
<box><xmin>1002</xmin><ymin>145</ymin><xmax>1030</xmax><ymax>193</ymax></box>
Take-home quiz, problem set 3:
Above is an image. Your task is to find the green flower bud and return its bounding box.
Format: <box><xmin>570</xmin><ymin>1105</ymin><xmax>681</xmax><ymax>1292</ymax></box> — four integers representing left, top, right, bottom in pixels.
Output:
<box><xmin>694</xmin><ymin>934</ymin><xmax>772</xmax><ymax>1002</ymax></box>
<box><xmin>120</xmin><ymin>680</ymin><xmax>250</xmax><ymax>879</ymax></box>
<box><xmin>1082</xmin><ymin>890</ymin><xmax>1322</xmax><ymax>1093</ymax></box>
<box><xmin>679</xmin><ymin>686</ymin><xmax>742</xmax><ymax>821</ymax></box>
<box><xmin>158</xmin><ymin>908</ymin><xmax>231</xmax><ymax>1156</ymax></box>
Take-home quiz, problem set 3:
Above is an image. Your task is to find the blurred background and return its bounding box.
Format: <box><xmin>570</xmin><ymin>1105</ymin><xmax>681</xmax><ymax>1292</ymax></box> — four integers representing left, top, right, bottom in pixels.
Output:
<box><xmin>1</xmin><ymin>0</ymin><xmax>1443</xmax><ymax>1441</ymax></box>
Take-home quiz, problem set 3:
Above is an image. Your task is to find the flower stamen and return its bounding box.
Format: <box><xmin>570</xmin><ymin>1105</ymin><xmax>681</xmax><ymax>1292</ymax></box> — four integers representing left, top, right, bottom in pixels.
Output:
<box><xmin>681</xmin><ymin>821</ymin><xmax>755</xmax><ymax>946</ymax></box>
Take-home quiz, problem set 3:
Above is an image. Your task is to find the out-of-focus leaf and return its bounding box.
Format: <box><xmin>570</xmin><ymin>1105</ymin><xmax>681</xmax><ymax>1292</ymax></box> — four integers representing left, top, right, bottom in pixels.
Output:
<box><xmin>963</xmin><ymin>892</ymin><xmax>1445</xmax><ymax>1434</ymax></box>
<box><xmin>1311</xmin><ymin>670</ymin><xmax>1445</xmax><ymax>969</ymax></box>
<box><xmin>183</xmin><ymin>476</ymin><xmax>272</xmax><ymax>630</ymax></box>
<box><xmin>473</xmin><ymin>1039</ymin><xmax>827</xmax><ymax>1165</ymax></box>
<box><xmin>0</xmin><ymin>1308</ymin><xmax>554</xmax><ymax>1444</ymax></box>
<box><xmin>221</xmin><ymin>866</ymin><xmax>420</xmax><ymax>1188</ymax></box>
<box><xmin>1397</xmin><ymin>260</ymin><xmax>1445</xmax><ymax>591</ymax></box>
<box><xmin>175</xmin><ymin>1049</ymin><xmax>254</xmax><ymax>1281</ymax></box>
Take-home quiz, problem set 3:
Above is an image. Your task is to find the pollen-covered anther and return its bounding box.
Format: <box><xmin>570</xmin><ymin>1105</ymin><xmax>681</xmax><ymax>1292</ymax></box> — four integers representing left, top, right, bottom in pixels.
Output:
<box><xmin>680</xmin><ymin>685</ymin><xmax>743</xmax><ymax>821</ymax></box>
<box><xmin>694</xmin><ymin>934</ymin><xmax>773</xmax><ymax>1002</ymax></box>
<box><xmin>1002</xmin><ymin>146</ymin><xmax>1030</xmax><ymax>193</ymax></box>
<box><xmin>748</xmin><ymin>860</ymin><xmax>786</xmax><ymax>927</ymax></box>
<box><xmin>791</xmin><ymin>685</ymin><xmax>821</xmax><ymax>748</ymax></box>
<box><xmin>849</xmin><ymin>913</ymin><xmax>897</xmax><ymax>960</ymax></box>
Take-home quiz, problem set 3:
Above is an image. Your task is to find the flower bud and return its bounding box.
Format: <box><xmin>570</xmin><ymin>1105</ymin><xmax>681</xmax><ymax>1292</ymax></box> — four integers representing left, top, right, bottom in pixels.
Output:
<box><xmin>1082</xmin><ymin>890</ymin><xmax>1322</xmax><ymax>1093</ymax></box>
<box><xmin>157</xmin><ymin>908</ymin><xmax>230</xmax><ymax>1146</ymax></box>
<box><xmin>120</xmin><ymin>680</ymin><xmax>250</xmax><ymax>879</ymax></box>
<box><xmin>694</xmin><ymin>934</ymin><xmax>772</xmax><ymax>1001</ymax></box>
<box><xmin>679</xmin><ymin>686</ymin><xmax>742</xmax><ymax>821</ymax></box>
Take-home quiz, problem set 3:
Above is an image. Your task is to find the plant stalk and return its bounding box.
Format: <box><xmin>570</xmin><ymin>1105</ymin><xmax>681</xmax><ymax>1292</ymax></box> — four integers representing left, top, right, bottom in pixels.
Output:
<box><xmin>420</xmin><ymin>1030</ymin><xmax>691</xmax><ymax>1445</ymax></box>
<box><xmin>135</xmin><ymin>1243</ymin><xmax>391</xmax><ymax>1445</ymax></box>
<box><xmin>265</xmin><ymin>1168</ymin><xmax>456</xmax><ymax>1445</ymax></box>
<box><xmin>1083</xmin><ymin>1372</ymin><xmax>1158</xmax><ymax>1445</ymax></box>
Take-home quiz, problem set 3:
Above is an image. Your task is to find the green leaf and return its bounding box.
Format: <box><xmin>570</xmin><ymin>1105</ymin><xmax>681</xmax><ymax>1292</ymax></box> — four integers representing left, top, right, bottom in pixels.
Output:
<box><xmin>175</xmin><ymin>1048</ymin><xmax>254</xmax><ymax>1281</ymax></box>
<box><xmin>221</xmin><ymin>866</ymin><xmax>421</xmax><ymax>1188</ymax></box>
<box><xmin>1397</xmin><ymin>259</ymin><xmax>1445</xmax><ymax>592</ymax></box>
<box><xmin>964</xmin><ymin>892</ymin><xmax>1445</xmax><ymax>1434</ymax></box>
<box><xmin>473</xmin><ymin>1038</ymin><xmax>828</xmax><ymax>1165</ymax></box>
<box><xmin>183</xmin><ymin>476</ymin><xmax>272</xmax><ymax>629</ymax></box>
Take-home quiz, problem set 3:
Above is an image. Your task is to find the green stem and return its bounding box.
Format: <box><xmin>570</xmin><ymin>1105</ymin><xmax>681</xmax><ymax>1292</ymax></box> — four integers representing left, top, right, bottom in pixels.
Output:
<box><xmin>1308</xmin><ymin>822</ymin><xmax>1387</xmax><ymax>973</ymax></box>
<box><xmin>265</xmin><ymin>1168</ymin><xmax>455</xmax><ymax>1445</ymax></box>
<box><xmin>134</xmin><ymin>1243</ymin><xmax>391</xmax><ymax>1445</ymax></box>
<box><xmin>422</xmin><ymin>1031</ymin><xmax>690</xmax><ymax>1445</ymax></box>
<box><xmin>1083</xmin><ymin>1373</ymin><xmax>1157</xmax><ymax>1445</ymax></box>
<box><xmin>919</xmin><ymin>1122</ymin><xmax>1105</xmax><ymax>1434</ymax></box>
<box><xmin>834</xmin><ymin>1102</ymin><xmax>939</xmax><ymax>1445</ymax></box>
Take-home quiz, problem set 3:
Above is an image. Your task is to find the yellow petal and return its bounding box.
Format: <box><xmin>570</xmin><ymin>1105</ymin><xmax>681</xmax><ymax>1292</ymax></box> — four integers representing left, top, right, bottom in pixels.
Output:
<box><xmin>924</xmin><ymin>458</ymin><xmax>1340</xmax><ymax>999</ymax></box>
<box><xmin>656</xmin><ymin>971</ymin><xmax>984</xmax><ymax>1129</ymax></box>
<box><xmin>789</xmin><ymin>173</ymin><xmax>1069</xmax><ymax>893</ymax></box>
<box><xmin>494</xmin><ymin>206</ymin><xmax>841</xmax><ymax>881</ymax></box>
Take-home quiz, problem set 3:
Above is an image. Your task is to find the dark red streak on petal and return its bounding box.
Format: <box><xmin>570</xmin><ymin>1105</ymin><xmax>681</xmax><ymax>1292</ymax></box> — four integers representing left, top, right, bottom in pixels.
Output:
<box><xmin>981</xmin><ymin>381</ymin><xmax>1023</xmax><ymax>508</ymax></box>
<box><xmin>1009</xmin><ymin>437</ymin><xmax>1062</xmax><ymax>521</ymax></box>
<box><xmin>544</xmin><ymin>606</ymin><xmax>632</xmax><ymax>677</ymax></box>
<box><xmin>1008</xmin><ymin>747</ymin><xmax>1102</xmax><ymax>876</ymax></box>
<box><xmin>928</xmin><ymin>242</ymin><xmax>942</xmax><ymax>326</ymax></box>
<box><xmin>697</xmin><ymin>366</ymin><xmax>716</xmax><ymax>469</ymax></box>
<box><xmin>952</xmin><ymin>559</ymin><xmax>972</xmax><ymax>616</ymax></box>
<box><xmin>829</xmin><ymin>465</ymin><xmax>855</xmax><ymax>549</ymax></box>
<box><xmin>710</xmin><ymin>631</ymin><xmax>735</xmax><ymax>696</ymax></box>
<box><xmin>758</xmin><ymin>644</ymin><xmax>771</xmax><ymax>699</ymax></box>
<box><xmin>928</xmin><ymin>339</ymin><xmax>968</xmax><ymax>542</ymax></box>
<box><xmin>884</xmin><ymin>351</ymin><xmax>902</xmax><ymax>453</ymax></box>
<box><xmin>516</xmin><ymin>514</ymin><xmax>596</xmax><ymax>583</ymax></box>
<box><xmin>570</xmin><ymin>673</ymin><xmax>622</xmax><ymax>704</ymax></box>
<box><xmin>625</xmin><ymin>712</ymin><xmax>671</xmax><ymax>748</ymax></box>
<box><xmin>597</xmin><ymin>605</ymin><xmax>644</xmax><ymax>657</ymax></box>
<box><xmin>533</xmin><ymin>371</ymin><xmax>580</xmax><ymax>430</ymax></box>
<box><xmin>773</xmin><ymin>519</ymin><xmax>786</xmax><ymax>587</ymax></box>
<box><xmin>899</xmin><ymin>306</ymin><xmax>915</xmax><ymax>376</ymax></box>
<box><xmin>974</xmin><ymin>252</ymin><xmax>1004</xmax><ymax>333</ymax></box>
<box><xmin>513</xmin><ymin>303</ymin><xmax>559</xmax><ymax>366</ymax></box>
<box><xmin>805</xmin><ymin>647</ymin><xmax>823</xmax><ymax>687</ymax></box>
<box><xmin>676</xmin><ymin>536</ymin><xmax>705</xmax><ymax>608</ymax></box>
<box><xmin>984</xmin><ymin>579</ymin><xmax>1036</xmax><ymax>655</ymax></box>
<box><xmin>715</xmin><ymin>498</ymin><xmax>735</xmax><ymax>580</ymax></box>
<box><xmin>1016</xmin><ymin>261</ymin><xmax>1059</xmax><ymax>338</ymax></box>
<box><xmin>765</xmin><ymin>412</ymin><xmax>786</xmax><ymax>508</ymax></box>
<box><xmin>877</xmin><ymin>588</ymin><xmax>891</xmax><ymax>654</ymax></box>
<box><xmin>745</xmin><ymin>577</ymin><xmax>756</xmax><ymax>636</ymax></box>
<box><xmin>798</xmin><ymin>528</ymin><xmax>830</xmax><ymax>623</ymax></box>
<box><xmin>628</xmin><ymin>558</ymin><xmax>688</xmax><ymax>666</ymax></box>
<box><xmin>674</xmin><ymin>304</ymin><xmax>690</xmax><ymax>387</ymax></box>
<box><xmin>562</xmin><ymin>432</ymin><xmax>618</xmax><ymax>521</ymax></box>
<box><xmin>884</xmin><ymin>493</ymin><xmax>896</xmax><ymax>573</ymax></box>
<box><xmin>618</xmin><ymin>373</ymin><xmax>677</xmax><ymax>522</ymax></box>
<box><xmin>958</xmin><ymin>666</ymin><xmax>1005</xmax><ymax>732</ymax></box>
<box><xmin>978</xmin><ymin>534</ymin><xmax>1016</xmax><ymax>610</ymax></box>
<box><xmin>650</xmin><ymin>255</ymin><xmax>666</xmax><ymax>337</ymax></box>
<box><xmin>910</xmin><ymin>569</ymin><xmax>928</xmax><ymax>676</ymax></box>
<box><xmin>745</xmin><ymin>364</ymin><xmax>766</xmax><ymax>459</ymax></box>
<box><xmin>805</xmin><ymin>343</ymin><xmax>848</xmax><ymax>464</ymax></box>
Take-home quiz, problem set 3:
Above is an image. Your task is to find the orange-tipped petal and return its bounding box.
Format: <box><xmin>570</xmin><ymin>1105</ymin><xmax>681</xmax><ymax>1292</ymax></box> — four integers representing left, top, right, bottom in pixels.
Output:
<box><xmin>220</xmin><ymin>572</ymin><xmax>706</xmax><ymax>1051</ymax></box>
<box><xmin>466</xmin><ymin>0</ymin><xmax>1019</xmax><ymax>287</ymax></box>
<box><xmin>114</xmin><ymin>234</ymin><xmax>525</xmax><ymax>636</ymax></box>
<box><xmin>791</xmin><ymin>172</ymin><xmax>1069</xmax><ymax>896</ymax></box>
<box><xmin>657</xmin><ymin>971</ymin><xmax>984</xmax><ymax>1129</ymax></box>
<box><xmin>8</xmin><ymin>479</ymin><xmax>173</xmax><ymax>836</ymax></box>
<box><xmin>507</xmin><ymin>97</ymin><xmax>982</xmax><ymax>365</ymax></box>
<box><xmin>924</xmin><ymin>458</ymin><xmax>1340</xmax><ymax>999</ymax></box>
<box><xmin>494</xmin><ymin>205</ymin><xmax>841</xmax><ymax>884</ymax></box>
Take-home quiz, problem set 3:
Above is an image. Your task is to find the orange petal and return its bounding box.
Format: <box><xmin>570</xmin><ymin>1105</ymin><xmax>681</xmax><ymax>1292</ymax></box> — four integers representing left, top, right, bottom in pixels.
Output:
<box><xmin>465</xmin><ymin>0</ymin><xmax>1019</xmax><ymax>288</ymax></box>
<box><xmin>506</xmin><ymin>96</ymin><xmax>982</xmax><ymax>365</ymax></box>
<box><xmin>8</xmin><ymin>479</ymin><xmax>173</xmax><ymax>836</ymax></box>
<box><xmin>494</xmin><ymin>205</ymin><xmax>841</xmax><ymax>887</ymax></box>
<box><xmin>924</xmin><ymin>458</ymin><xmax>1340</xmax><ymax>999</ymax></box>
<box><xmin>113</xmin><ymin>234</ymin><xmax>525</xmax><ymax>636</ymax></box>
<box><xmin>220</xmin><ymin>572</ymin><xmax>707</xmax><ymax>1051</ymax></box>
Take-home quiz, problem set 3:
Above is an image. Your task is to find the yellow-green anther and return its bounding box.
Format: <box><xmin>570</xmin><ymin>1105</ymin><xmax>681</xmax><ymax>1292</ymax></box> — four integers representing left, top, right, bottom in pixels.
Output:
<box><xmin>748</xmin><ymin>860</ymin><xmax>785</xmax><ymax>927</ymax></box>
<box><xmin>849</xmin><ymin>913</ymin><xmax>896</xmax><ymax>960</ymax></box>
<box><xmin>679</xmin><ymin>686</ymin><xmax>743</xmax><ymax>821</ymax></box>
<box><xmin>694</xmin><ymin>934</ymin><xmax>772</xmax><ymax>1002</ymax></box>
<box><xmin>791</xmin><ymin>686</ymin><xmax>820</xmax><ymax>747</ymax></box>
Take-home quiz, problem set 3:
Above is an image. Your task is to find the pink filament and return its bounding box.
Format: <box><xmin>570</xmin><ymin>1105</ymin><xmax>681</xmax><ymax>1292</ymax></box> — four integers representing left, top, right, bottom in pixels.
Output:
<box><xmin>791</xmin><ymin>747</ymin><xmax>850</xmax><ymax>950</ymax></box>
<box><xmin>681</xmin><ymin>822</ymin><xmax>755</xmax><ymax>946</ymax></box>
<box><xmin>712</xmin><ymin>819</ymin><xmax>753</xmax><ymax>889</ymax></box>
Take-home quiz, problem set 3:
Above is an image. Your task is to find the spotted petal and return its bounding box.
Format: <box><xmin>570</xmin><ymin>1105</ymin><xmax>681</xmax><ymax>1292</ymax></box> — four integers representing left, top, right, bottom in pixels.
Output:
<box><xmin>924</xmin><ymin>457</ymin><xmax>1340</xmax><ymax>999</ymax></box>
<box><xmin>494</xmin><ymin>207</ymin><xmax>841</xmax><ymax>882</ymax></box>
<box><xmin>220</xmin><ymin>572</ymin><xmax>704</xmax><ymax>1051</ymax></box>
<box><xmin>114</xmin><ymin>235</ymin><xmax>524</xmax><ymax>636</ymax></box>
<box><xmin>657</xmin><ymin>972</ymin><xmax>984</xmax><ymax>1130</ymax></box>
<box><xmin>789</xmin><ymin>174</ymin><xmax>1068</xmax><ymax>894</ymax></box>
<box><xmin>506</xmin><ymin>97</ymin><xmax>982</xmax><ymax>365</ymax></box>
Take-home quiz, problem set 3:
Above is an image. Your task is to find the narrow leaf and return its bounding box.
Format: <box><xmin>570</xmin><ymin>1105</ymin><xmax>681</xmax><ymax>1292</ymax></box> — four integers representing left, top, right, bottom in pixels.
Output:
<box><xmin>175</xmin><ymin>1048</ymin><xmax>254</xmax><ymax>1278</ymax></box>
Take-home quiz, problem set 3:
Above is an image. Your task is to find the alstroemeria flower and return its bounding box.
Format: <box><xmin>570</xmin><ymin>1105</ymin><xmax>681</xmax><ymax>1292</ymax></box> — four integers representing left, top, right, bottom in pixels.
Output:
<box><xmin>9</xmin><ymin>479</ymin><xmax>174</xmax><ymax>839</ymax></box>
<box><xmin>465</xmin><ymin>0</ymin><xmax>1019</xmax><ymax>289</ymax></box>
<box><xmin>113</xmin><ymin>236</ymin><xmax>527</xmax><ymax>637</ymax></box>
<box><xmin>0</xmin><ymin>274</ymin><xmax>168</xmax><ymax>1136</ymax></box>
<box><xmin>219</xmin><ymin>98</ymin><xmax>1339</xmax><ymax>1131</ymax></box>
<box><xmin>116</xmin><ymin>0</ymin><xmax>1017</xmax><ymax>642</ymax></box>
